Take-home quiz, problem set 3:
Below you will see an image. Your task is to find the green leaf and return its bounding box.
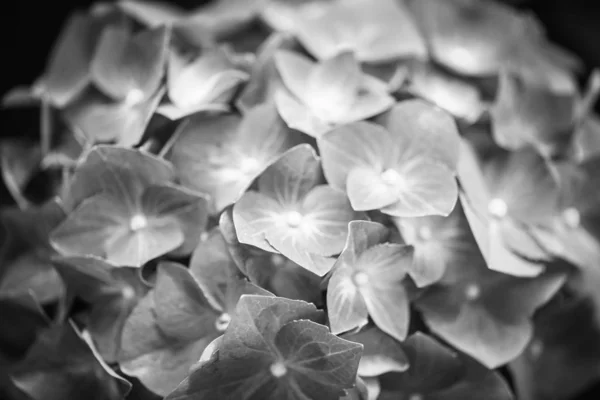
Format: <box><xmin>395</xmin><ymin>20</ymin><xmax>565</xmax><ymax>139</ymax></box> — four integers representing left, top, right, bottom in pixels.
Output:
<box><xmin>0</xmin><ymin>202</ymin><xmax>66</xmax><ymax>303</ymax></box>
<box><xmin>91</xmin><ymin>24</ymin><xmax>169</xmax><ymax>102</ymax></box>
<box><xmin>166</xmin><ymin>295</ymin><xmax>361</xmax><ymax>400</ymax></box>
<box><xmin>0</xmin><ymin>295</ymin><xmax>50</xmax><ymax>364</ymax></box>
<box><xmin>510</xmin><ymin>296</ymin><xmax>600</xmax><ymax>400</ymax></box>
<box><xmin>9</xmin><ymin>321</ymin><xmax>131</xmax><ymax>400</ymax></box>
<box><xmin>119</xmin><ymin>261</ymin><xmax>268</xmax><ymax>395</ymax></box>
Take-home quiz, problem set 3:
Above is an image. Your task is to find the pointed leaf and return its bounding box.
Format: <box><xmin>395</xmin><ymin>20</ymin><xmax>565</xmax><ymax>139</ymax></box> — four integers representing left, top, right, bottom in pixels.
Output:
<box><xmin>10</xmin><ymin>322</ymin><xmax>131</xmax><ymax>400</ymax></box>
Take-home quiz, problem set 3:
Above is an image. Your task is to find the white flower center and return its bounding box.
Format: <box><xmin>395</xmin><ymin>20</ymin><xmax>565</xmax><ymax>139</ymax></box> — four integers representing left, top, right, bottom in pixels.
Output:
<box><xmin>125</xmin><ymin>88</ymin><xmax>145</xmax><ymax>105</ymax></box>
<box><xmin>353</xmin><ymin>272</ymin><xmax>370</xmax><ymax>286</ymax></box>
<box><xmin>239</xmin><ymin>156</ymin><xmax>261</xmax><ymax>174</ymax></box>
<box><xmin>270</xmin><ymin>361</ymin><xmax>287</xmax><ymax>378</ymax></box>
<box><xmin>465</xmin><ymin>284</ymin><xmax>481</xmax><ymax>300</ymax></box>
<box><xmin>562</xmin><ymin>208</ymin><xmax>580</xmax><ymax>228</ymax></box>
<box><xmin>381</xmin><ymin>168</ymin><xmax>405</xmax><ymax>187</ymax></box>
<box><xmin>121</xmin><ymin>286</ymin><xmax>136</xmax><ymax>300</ymax></box>
<box><xmin>285</xmin><ymin>211</ymin><xmax>304</xmax><ymax>228</ymax></box>
<box><xmin>129</xmin><ymin>214</ymin><xmax>148</xmax><ymax>231</ymax></box>
<box><xmin>215</xmin><ymin>313</ymin><xmax>231</xmax><ymax>332</ymax></box>
<box><xmin>488</xmin><ymin>198</ymin><xmax>508</xmax><ymax>218</ymax></box>
<box><xmin>529</xmin><ymin>339</ymin><xmax>544</xmax><ymax>358</ymax></box>
<box><xmin>417</xmin><ymin>226</ymin><xmax>433</xmax><ymax>241</ymax></box>
<box><xmin>271</xmin><ymin>254</ymin><xmax>286</xmax><ymax>266</ymax></box>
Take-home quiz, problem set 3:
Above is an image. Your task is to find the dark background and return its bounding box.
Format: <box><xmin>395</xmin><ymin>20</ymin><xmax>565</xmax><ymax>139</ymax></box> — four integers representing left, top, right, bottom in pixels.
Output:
<box><xmin>1</xmin><ymin>0</ymin><xmax>600</xmax><ymax>399</ymax></box>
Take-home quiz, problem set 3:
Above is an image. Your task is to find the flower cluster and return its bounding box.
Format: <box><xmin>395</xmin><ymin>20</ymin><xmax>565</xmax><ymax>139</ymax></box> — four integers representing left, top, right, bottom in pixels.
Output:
<box><xmin>1</xmin><ymin>1</ymin><xmax>599</xmax><ymax>400</ymax></box>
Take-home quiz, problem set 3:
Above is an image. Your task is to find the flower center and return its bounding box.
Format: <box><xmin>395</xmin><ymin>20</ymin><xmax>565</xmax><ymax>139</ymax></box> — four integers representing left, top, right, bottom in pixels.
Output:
<box><xmin>529</xmin><ymin>339</ymin><xmax>544</xmax><ymax>358</ymax></box>
<box><xmin>125</xmin><ymin>88</ymin><xmax>145</xmax><ymax>105</ymax></box>
<box><xmin>270</xmin><ymin>361</ymin><xmax>287</xmax><ymax>378</ymax></box>
<box><xmin>285</xmin><ymin>211</ymin><xmax>304</xmax><ymax>228</ymax></box>
<box><xmin>121</xmin><ymin>285</ymin><xmax>136</xmax><ymax>300</ymax></box>
<box><xmin>215</xmin><ymin>313</ymin><xmax>231</xmax><ymax>332</ymax></box>
<box><xmin>417</xmin><ymin>226</ymin><xmax>433</xmax><ymax>241</ymax></box>
<box><xmin>239</xmin><ymin>156</ymin><xmax>261</xmax><ymax>174</ymax></box>
<box><xmin>465</xmin><ymin>284</ymin><xmax>481</xmax><ymax>300</ymax></box>
<box><xmin>488</xmin><ymin>198</ymin><xmax>508</xmax><ymax>219</ymax></box>
<box><xmin>381</xmin><ymin>168</ymin><xmax>404</xmax><ymax>187</ymax></box>
<box><xmin>271</xmin><ymin>254</ymin><xmax>286</xmax><ymax>266</ymax></box>
<box><xmin>562</xmin><ymin>208</ymin><xmax>580</xmax><ymax>228</ymax></box>
<box><xmin>129</xmin><ymin>214</ymin><xmax>148</xmax><ymax>231</ymax></box>
<box><xmin>353</xmin><ymin>272</ymin><xmax>370</xmax><ymax>286</ymax></box>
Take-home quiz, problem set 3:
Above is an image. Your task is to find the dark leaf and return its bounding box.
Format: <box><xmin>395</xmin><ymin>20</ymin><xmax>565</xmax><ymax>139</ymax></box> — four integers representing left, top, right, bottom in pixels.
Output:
<box><xmin>166</xmin><ymin>295</ymin><xmax>361</xmax><ymax>400</ymax></box>
<box><xmin>9</xmin><ymin>321</ymin><xmax>131</xmax><ymax>400</ymax></box>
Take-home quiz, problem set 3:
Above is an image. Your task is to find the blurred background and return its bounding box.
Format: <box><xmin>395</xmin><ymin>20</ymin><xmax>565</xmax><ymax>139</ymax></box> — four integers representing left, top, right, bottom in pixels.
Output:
<box><xmin>1</xmin><ymin>0</ymin><xmax>600</xmax><ymax>399</ymax></box>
